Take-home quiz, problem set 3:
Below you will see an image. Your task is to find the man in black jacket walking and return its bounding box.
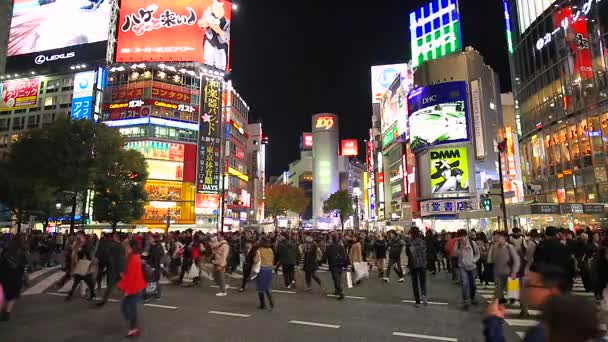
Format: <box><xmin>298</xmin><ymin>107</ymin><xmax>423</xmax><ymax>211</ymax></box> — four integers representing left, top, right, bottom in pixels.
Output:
<box><xmin>325</xmin><ymin>234</ymin><xmax>348</xmax><ymax>300</ymax></box>
<box><xmin>385</xmin><ymin>231</ymin><xmax>405</xmax><ymax>283</ymax></box>
<box><xmin>533</xmin><ymin>226</ymin><xmax>575</xmax><ymax>291</ymax></box>
<box><xmin>97</xmin><ymin>233</ymin><xmax>125</xmax><ymax>306</ymax></box>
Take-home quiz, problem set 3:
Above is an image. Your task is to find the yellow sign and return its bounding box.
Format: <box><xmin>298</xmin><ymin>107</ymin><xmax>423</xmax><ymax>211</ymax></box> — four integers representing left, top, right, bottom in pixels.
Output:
<box><xmin>154</xmin><ymin>101</ymin><xmax>178</xmax><ymax>109</ymax></box>
<box><xmin>228</xmin><ymin>167</ymin><xmax>249</xmax><ymax>182</ymax></box>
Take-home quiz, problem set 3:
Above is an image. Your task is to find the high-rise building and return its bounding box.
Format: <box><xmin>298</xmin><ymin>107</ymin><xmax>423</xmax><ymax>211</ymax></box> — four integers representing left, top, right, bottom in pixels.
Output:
<box><xmin>246</xmin><ymin>122</ymin><xmax>267</xmax><ymax>224</ymax></box>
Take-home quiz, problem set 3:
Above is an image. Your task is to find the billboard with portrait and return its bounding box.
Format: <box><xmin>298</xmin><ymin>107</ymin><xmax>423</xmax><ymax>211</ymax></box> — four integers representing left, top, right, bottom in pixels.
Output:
<box><xmin>7</xmin><ymin>0</ymin><xmax>111</xmax><ymax>71</ymax></box>
<box><xmin>370</xmin><ymin>63</ymin><xmax>409</xmax><ymax>104</ymax></box>
<box><xmin>409</xmin><ymin>0</ymin><xmax>462</xmax><ymax>67</ymax></box>
<box><xmin>0</xmin><ymin>78</ymin><xmax>40</xmax><ymax>112</ymax></box>
<box><xmin>408</xmin><ymin>81</ymin><xmax>469</xmax><ymax>151</ymax></box>
<box><xmin>429</xmin><ymin>147</ymin><xmax>469</xmax><ymax>195</ymax></box>
<box><xmin>380</xmin><ymin>67</ymin><xmax>413</xmax><ymax>137</ymax></box>
<box><xmin>115</xmin><ymin>0</ymin><xmax>232</xmax><ymax>70</ymax></box>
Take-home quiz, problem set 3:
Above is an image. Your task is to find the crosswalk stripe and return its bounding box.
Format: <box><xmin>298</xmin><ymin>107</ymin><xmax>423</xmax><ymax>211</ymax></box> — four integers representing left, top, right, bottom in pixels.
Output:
<box><xmin>505</xmin><ymin>308</ymin><xmax>541</xmax><ymax>316</ymax></box>
<box><xmin>477</xmin><ymin>289</ymin><xmax>494</xmax><ymax>294</ymax></box>
<box><xmin>23</xmin><ymin>272</ymin><xmax>65</xmax><ymax>296</ymax></box>
<box><xmin>516</xmin><ymin>331</ymin><xmax>526</xmax><ymax>339</ymax></box>
<box><xmin>28</xmin><ymin>266</ymin><xmax>61</xmax><ymax>282</ymax></box>
<box><xmin>505</xmin><ymin>319</ymin><xmax>538</xmax><ymax>327</ymax></box>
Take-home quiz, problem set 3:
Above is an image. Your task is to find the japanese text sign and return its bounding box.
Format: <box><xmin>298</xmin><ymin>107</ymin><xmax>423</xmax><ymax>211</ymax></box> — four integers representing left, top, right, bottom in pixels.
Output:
<box><xmin>341</xmin><ymin>139</ymin><xmax>359</xmax><ymax>156</ymax></box>
<box><xmin>196</xmin><ymin>78</ymin><xmax>223</xmax><ymax>194</ymax></box>
<box><xmin>0</xmin><ymin>78</ymin><xmax>40</xmax><ymax>111</ymax></box>
<box><xmin>116</xmin><ymin>0</ymin><xmax>232</xmax><ymax>70</ymax></box>
<box><xmin>420</xmin><ymin>199</ymin><xmax>469</xmax><ymax>217</ymax></box>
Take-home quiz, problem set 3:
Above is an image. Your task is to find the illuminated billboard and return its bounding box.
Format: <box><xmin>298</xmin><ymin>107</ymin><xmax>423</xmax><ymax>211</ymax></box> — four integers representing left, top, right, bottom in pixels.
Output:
<box><xmin>429</xmin><ymin>147</ymin><xmax>469</xmax><ymax>195</ymax></box>
<box><xmin>302</xmin><ymin>133</ymin><xmax>313</xmax><ymax>149</ymax></box>
<box><xmin>408</xmin><ymin>81</ymin><xmax>469</xmax><ymax>151</ymax></box>
<box><xmin>370</xmin><ymin>64</ymin><xmax>409</xmax><ymax>104</ymax></box>
<box><xmin>380</xmin><ymin>68</ymin><xmax>413</xmax><ymax>136</ymax></box>
<box><xmin>409</xmin><ymin>0</ymin><xmax>462</xmax><ymax>68</ymax></box>
<box><xmin>196</xmin><ymin>78</ymin><xmax>223</xmax><ymax>194</ymax></box>
<box><xmin>71</xmin><ymin>71</ymin><xmax>95</xmax><ymax>120</ymax></box>
<box><xmin>7</xmin><ymin>0</ymin><xmax>111</xmax><ymax>71</ymax></box>
<box><xmin>516</xmin><ymin>0</ymin><xmax>552</xmax><ymax>35</ymax></box>
<box><xmin>147</xmin><ymin>159</ymin><xmax>184</xmax><ymax>181</ymax></box>
<box><xmin>0</xmin><ymin>78</ymin><xmax>40</xmax><ymax>112</ymax></box>
<box><xmin>116</xmin><ymin>0</ymin><xmax>232</xmax><ymax>70</ymax></box>
<box><xmin>125</xmin><ymin>141</ymin><xmax>185</xmax><ymax>161</ymax></box>
<box><xmin>341</xmin><ymin>139</ymin><xmax>359</xmax><ymax>156</ymax></box>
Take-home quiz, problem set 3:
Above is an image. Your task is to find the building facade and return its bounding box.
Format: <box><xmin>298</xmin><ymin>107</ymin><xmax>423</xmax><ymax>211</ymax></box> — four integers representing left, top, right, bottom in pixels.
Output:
<box><xmin>506</xmin><ymin>0</ymin><xmax>608</xmax><ymax>205</ymax></box>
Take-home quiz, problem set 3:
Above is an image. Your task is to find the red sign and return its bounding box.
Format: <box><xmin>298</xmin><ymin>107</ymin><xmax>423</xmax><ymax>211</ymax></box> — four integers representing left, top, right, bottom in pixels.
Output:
<box><xmin>115</xmin><ymin>0</ymin><xmax>232</xmax><ymax>71</ymax></box>
<box><xmin>315</xmin><ymin>116</ymin><xmax>335</xmax><ymax>130</ymax></box>
<box><xmin>0</xmin><ymin>78</ymin><xmax>40</xmax><ymax>111</ymax></box>
<box><xmin>112</xmin><ymin>88</ymin><xmax>144</xmax><ymax>101</ymax></box>
<box><xmin>152</xmin><ymin>87</ymin><xmax>191</xmax><ymax>102</ymax></box>
<box><xmin>378</xmin><ymin>173</ymin><xmax>384</xmax><ymax>183</ymax></box>
<box><xmin>196</xmin><ymin>193</ymin><xmax>220</xmax><ymax>210</ymax></box>
<box><xmin>341</xmin><ymin>139</ymin><xmax>359</xmax><ymax>156</ymax></box>
<box><xmin>303</xmin><ymin>133</ymin><xmax>313</xmax><ymax>148</ymax></box>
<box><xmin>104</xmin><ymin>106</ymin><xmax>151</xmax><ymax>121</ymax></box>
<box><xmin>554</xmin><ymin>6</ymin><xmax>593</xmax><ymax>80</ymax></box>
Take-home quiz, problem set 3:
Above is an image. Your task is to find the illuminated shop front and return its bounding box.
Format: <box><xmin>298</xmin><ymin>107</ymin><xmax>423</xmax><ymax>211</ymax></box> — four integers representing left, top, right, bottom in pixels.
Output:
<box><xmin>505</xmin><ymin>0</ymin><xmax>608</xmax><ymax>204</ymax></box>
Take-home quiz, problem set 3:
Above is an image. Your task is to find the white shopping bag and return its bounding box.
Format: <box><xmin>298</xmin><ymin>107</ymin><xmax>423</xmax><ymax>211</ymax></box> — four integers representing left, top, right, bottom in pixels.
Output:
<box><xmin>346</xmin><ymin>271</ymin><xmax>353</xmax><ymax>288</ymax></box>
<box><xmin>353</xmin><ymin>262</ymin><xmax>369</xmax><ymax>282</ymax></box>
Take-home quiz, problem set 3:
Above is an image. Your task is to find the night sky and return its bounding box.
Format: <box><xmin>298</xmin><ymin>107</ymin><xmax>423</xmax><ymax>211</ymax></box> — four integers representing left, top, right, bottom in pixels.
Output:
<box><xmin>230</xmin><ymin>0</ymin><xmax>511</xmax><ymax>178</ymax></box>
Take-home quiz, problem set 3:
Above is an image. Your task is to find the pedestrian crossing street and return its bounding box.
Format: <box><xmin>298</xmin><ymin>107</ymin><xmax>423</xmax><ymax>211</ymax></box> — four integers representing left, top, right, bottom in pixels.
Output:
<box><xmin>475</xmin><ymin>278</ymin><xmax>602</xmax><ymax>339</ymax></box>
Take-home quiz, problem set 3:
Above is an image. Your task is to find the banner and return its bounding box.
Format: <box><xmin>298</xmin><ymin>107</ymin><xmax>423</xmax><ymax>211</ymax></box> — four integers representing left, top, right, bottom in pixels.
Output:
<box><xmin>429</xmin><ymin>147</ymin><xmax>469</xmax><ymax>195</ymax></box>
<box><xmin>195</xmin><ymin>193</ymin><xmax>220</xmax><ymax>214</ymax></box>
<box><xmin>115</xmin><ymin>0</ymin><xmax>232</xmax><ymax>70</ymax></box>
<box><xmin>71</xmin><ymin>71</ymin><xmax>95</xmax><ymax>120</ymax></box>
<box><xmin>0</xmin><ymin>78</ymin><xmax>40</xmax><ymax>111</ymax></box>
<box><xmin>196</xmin><ymin>78</ymin><xmax>223</xmax><ymax>194</ymax></box>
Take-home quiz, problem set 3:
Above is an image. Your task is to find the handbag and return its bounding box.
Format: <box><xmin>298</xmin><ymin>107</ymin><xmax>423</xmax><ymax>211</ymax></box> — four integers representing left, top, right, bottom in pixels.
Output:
<box><xmin>353</xmin><ymin>262</ymin><xmax>369</xmax><ymax>282</ymax></box>
<box><xmin>74</xmin><ymin>259</ymin><xmax>92</xmax><ymax>276</ymax></box>
<box><xmin>507</xmin><ymin>277</ymin><xmax>520</xmax><ymax>300</ymax></box>
<box><xmin>186</xmin><ymin>263</ymin><xmax>200</xmax><ymax>280</ymax></box>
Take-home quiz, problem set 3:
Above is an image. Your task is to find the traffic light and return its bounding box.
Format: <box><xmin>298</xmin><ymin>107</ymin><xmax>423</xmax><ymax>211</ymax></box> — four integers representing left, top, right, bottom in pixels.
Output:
<box><xmin>497</xmin><ymin>138</ymin><xmax>507</xmax><ymax>153</ymax></box>
<box><xmin>481</xmin><ymin>195</ymin><xmax>492</xmax><ymax>212</ymax></box>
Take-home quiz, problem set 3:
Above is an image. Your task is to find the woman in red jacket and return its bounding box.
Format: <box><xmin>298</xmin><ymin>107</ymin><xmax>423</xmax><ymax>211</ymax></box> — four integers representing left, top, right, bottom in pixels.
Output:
<box><xmin>118</xmin><ymin>240</ymin><xmax>147</xmax><ymax>337</ymax></box>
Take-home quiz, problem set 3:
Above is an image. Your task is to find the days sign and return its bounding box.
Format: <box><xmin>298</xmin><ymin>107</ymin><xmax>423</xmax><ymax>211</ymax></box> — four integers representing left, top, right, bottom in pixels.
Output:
<box><xmin>408</xmin><ymin>81</ymin><xmax>470</xmax><ymax>151</ymax></box>
<box><xmin>470</xmin><ymin>79</ymin><xmax>485</xmax><ymax>159</ymax></box>
<box><xmin>303</xmin><ymin>133</ymin><xmax>313</xmax><ymax>149</ymax></box>
<box><xmin>341</xmin><ymin>139</ymin><xmax>359</xmax><ymax>156</ymax></box>
<box><xmin>196</xmin><ymin>78</ymin><xmax>223</xmax><ymax>194</ymax></box>
<box><xmin>314</xmin><ymin>115</ymin><xmax>336</xmax><ymax>130</ymax></box>
<box><xmin>409</xmin><ymin>0</ymin><xmax>462</xmax><ymax>68</ymax></box>
<box><xmin>0</xmin><ymin>78</ymin><xmax>40</xmax><ymax>111</ymax></box>
<box><xmin>370</xmin><ymin>64</ymin><xmax>409</xmax><ymax>104</ymax></box>
<box><xmin>115</xmin><ymin>0</ymin><xmax>232</xmax><ymax>71</ymax></box>
<box><xmin>420</xmin><ymin>199</ymin><xmax>469</xmax><ymax>217</ymax></box>
<box><xmin>71</xmin><ymin>71</ymin><xmax>96</xmax><ymax>120</ymax></box>
<box><xmin>429</xmin><ymin>147</ymin><xmax>469</xmax><ymax>195</ymax></box>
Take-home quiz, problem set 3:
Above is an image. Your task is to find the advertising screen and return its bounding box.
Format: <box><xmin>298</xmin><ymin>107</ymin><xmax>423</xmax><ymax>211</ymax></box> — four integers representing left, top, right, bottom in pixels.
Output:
<box><xmin>408</xmin><ymin>81</ymin><xmax>469</xmax><ymax>151</ymax></box>
<box><xmin>409</xmin><ymin>0</ymin><xmax>462</xmax><ymax>68</ymax></box>
<box><xmin>125</xmin><ymin>141</ymin><xmax>185</xmax><ymax>161</ymax></box>
<box><xmin>195</xmin><ymin>193</ymin><xmax>220</xmax><ymax>214</ymax></box>
<box><xmin>147</xmin><ymin>159</ymin><xmax>184</xmax><ymax>181</ymax></box>
<box><xmin>429</xmin><ymin>147</ymin><xmax>469</xmax><ymax>195</ymax></box>
<box><xmin>370</xmin><ymin>64</ymin><xmax>409</xmax><ymax>104</ymax></box>
<box><xmin>196</xmin><ymin>78</ymin><xmax>223</xmax><ymax>194</ymax></box>
<box><xmin>115</xmin><ymin>0</ymin><xmax>232</xmax><ymax>70</ymax></box>
<box><xmin>71</xmin><ymin>71</ymin><xmax>95</xmax><ymax>120</ymax></box>
<box><xmin>0</xmin><ymin>78</ymin><xmax>40</xmax><ymax>112</ymax></box>
<box><xmin>7</xmin><ymin>0</ymin><xmax>111</xmax><ymax>70</ymax></box>
<box><xmin>380</xmin><ymin>68</ymin><xmax>413</xmax><ymax>137</ymax></box>
<box><xmin>341</xmin><ymin>139</ymin><xmax>359</xmax><ymax>156</ymax></box>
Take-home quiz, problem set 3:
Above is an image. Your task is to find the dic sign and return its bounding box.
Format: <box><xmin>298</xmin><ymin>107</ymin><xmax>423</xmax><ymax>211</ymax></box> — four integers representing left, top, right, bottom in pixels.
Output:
<box><xmin>409</xmin><ymin>0</ymin><xmax>462</xmax><ymax>68</ymax></box>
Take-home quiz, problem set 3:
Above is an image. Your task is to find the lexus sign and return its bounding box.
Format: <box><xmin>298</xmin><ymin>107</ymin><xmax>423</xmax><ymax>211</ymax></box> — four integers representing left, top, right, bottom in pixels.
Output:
<box><xmin>34</xmin><ymin>52</ymin><xmax>76</xmax><ymax>65</ymax></box>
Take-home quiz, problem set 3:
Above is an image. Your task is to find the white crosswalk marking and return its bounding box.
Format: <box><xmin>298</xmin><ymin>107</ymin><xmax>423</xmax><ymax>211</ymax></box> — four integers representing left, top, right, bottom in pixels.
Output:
<box><xmin>28</xmin><ymin>266</ymin><xmax>61</xmax><ymax>282</ymax></box>
<box><xmin>23</xmin><ymin>272</ymin><xmax>65</xmax><ymax>296</ymax></box>
<box><xmin>505</xmin><ymin>319</ymin><xmax>538</xmax><ymax>327</ymax></box>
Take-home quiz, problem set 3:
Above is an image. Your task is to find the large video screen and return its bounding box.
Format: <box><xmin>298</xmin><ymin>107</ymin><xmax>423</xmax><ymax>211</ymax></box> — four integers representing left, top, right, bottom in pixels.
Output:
<box><xmin>408</xmin><ymin>81</ymin><xmax>469</xmax><ymax>151</ymax></box>
<box><xmin>370</xmin><ymin>63</ymin><xmax>409</xmax><ymax>104</ymax></box>
<box><xmin>8</xmin><ymin>0</ymin><xmax>111</xmax><ymax>57</ymax></box>
<box><xmin>116</xmin><ymin>0</ymin><xmax>232</xmax><ymax>70</ymax></box>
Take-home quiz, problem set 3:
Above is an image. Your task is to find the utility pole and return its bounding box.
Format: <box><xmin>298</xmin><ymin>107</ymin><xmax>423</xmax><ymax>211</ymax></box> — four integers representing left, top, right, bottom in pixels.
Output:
<box><xmin>497</xmin><ymin>139</ymin><xmax>509</xmax><ymax>231</ymax></box>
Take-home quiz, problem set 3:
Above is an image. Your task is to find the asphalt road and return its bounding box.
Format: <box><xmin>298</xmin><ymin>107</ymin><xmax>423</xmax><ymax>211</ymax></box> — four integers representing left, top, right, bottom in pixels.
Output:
<box><xmin>0</xmin><ymin>268</ymin><xmax>523</xmax><ymax>342</ymax></box>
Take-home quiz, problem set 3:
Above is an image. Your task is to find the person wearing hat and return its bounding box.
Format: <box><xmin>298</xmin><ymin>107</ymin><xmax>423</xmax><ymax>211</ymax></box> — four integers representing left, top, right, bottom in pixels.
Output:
<box><xmin>406</xmin><ymin>227</ymin><xmax>428</xmax><ymax>307</ymax></box>
<box><xmin>301</xmin><ymin>236</ymin><xmax>322</xmax><ymax>291</ymax></box>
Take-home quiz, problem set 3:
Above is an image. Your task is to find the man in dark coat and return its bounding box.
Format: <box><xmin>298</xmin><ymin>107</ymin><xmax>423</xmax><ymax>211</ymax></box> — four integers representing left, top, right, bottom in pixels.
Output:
<box><xmin>325</xmin><ymin>233</ymin><xmax>348</xmax><ymax>300</ymax></box>
<box><xmin>97</xmin><ymin>233</ymin><xmax>125</xmax><ymax>306</ymax></box>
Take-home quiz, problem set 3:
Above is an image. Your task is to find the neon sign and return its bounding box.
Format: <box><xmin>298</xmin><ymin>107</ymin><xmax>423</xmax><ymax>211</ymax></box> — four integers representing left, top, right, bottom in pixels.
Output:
<box><xmin>315</xmin><ymin>116</ymin><xmax>335</xmax><ymax>130</ymax></box>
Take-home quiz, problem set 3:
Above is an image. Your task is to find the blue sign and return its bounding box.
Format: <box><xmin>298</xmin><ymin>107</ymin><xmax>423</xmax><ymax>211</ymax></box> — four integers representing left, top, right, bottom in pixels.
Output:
<box><xmin>407</xmin><ymin>81</ymin><xmax>470</xmax><ymax>151</ymax></box>
<box><xmin>71</xmin><ymin>96</ymin><xmax>93</xmax><ymax>120</ymax></box>
<box><xmin>96</xmin><ymin>66</ymin><xmax>107</xmax><ymax>90</ymax></box>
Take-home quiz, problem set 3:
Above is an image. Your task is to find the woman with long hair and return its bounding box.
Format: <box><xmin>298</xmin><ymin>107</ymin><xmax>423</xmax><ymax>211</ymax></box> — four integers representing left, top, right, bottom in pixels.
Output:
<box><xmin>0</xmin><ymin>234</ymin><xmax>27</xmax><ymax>321</ymax></box>
<box><xmin>117</xmin><ymin>240</ymin><xmax>147</xmax><ymax>337</ymax></box>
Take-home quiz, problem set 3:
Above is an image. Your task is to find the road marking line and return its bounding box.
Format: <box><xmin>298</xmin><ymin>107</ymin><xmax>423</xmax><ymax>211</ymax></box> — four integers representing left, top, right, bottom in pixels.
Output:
<box><xmin>516</xmin><ymin>331</ymin><xmax>526</xmax><ymax>339</ymax></box>
<box><xmin>481</xmin><ymin>294</ymin><xmax>494</xmax><ymax>300</ymax></box>
<box><xmin>144</xmin><ymin>303</ymin><xmax>178</xmax><ymax>310</ymax></box>
<box><xmin>573</xmin><ymin>291</ymin><xmax>594</xmax><ymax>297</ymax></box>
<box><xmin>505</xmin><ymin>309</ymin><xmax>541</xmax><ymax>316</ymax></box>
<box><xmin>226</xmin><ymin>273</ymin><xmax>244</xmax><ymax>279</ymax></box>
<box><xmin>209</xmin><ymin>285</ymin><xmax>239</xmax><ymax>290</ymax></box>
<box><xmin>23</xmin><ymin>272</ymin><xmax>65</xmax><ymax>295</ymax></box>
<box><xmin>272</xmin><ymin>290</ymin><xmax>297</xmax><ymax>294</ymax></box>
<box><xmin>505</xmin><ymin>319</ymin><xmax>538</xmax><ymax>327</ymax></box>
<box><xmin>208</xmin><ymin>311</ymin><xmax>251</xmax><ymax>318</ymax></box>
<box><xmin>28</xmin><ymin>266</ymin><xmax>61</xmax><ymax>281</ymax></box>
<box><xmin>288</xmin><ymin>320</ymin><xmax>341</xmax><ymax>329</ymax></box>
<box><xmin>402</xmin><ymin>300</ymin><xmax>448</xmax><ymax>305</ymax></box>
<box><xmin>477</xmin><ymin>290</ymin><xmax>494</xmax><ymax>294</ymax></box>
<box><xmin>392</xmin><ymin>332</ymin><xmax>457</xmax><ymax>341</ymax></box>
<box><xmin>326</xmin><ymin>294</ymin><xmax>365</xmax><ymax>300</ymax></box>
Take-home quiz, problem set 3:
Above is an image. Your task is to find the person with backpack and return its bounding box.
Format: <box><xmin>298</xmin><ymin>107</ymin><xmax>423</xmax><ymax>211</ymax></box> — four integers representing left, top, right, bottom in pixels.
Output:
<box><xmin>406</xmin><ymin>227</ymin><xmax>428</xmax><ymax>307</ymax></box>
<box><xmin>454</xmin><ymin>229</ymin><xmax>481</xmax><ymax>310</ymax></box>
<box><xmin>301</xmin><ymin>236</ymin><xmax>323</xmax><ymax>291</ymax></box>
<box><xmin>325</xmin><ymin>233</ymin><xmax>348</xmax><ymax>300</ymax></box>
<box><xmin>488</xmin><ymin>231</ymin><xmax>520</xmax><ymax>304</ymax></box>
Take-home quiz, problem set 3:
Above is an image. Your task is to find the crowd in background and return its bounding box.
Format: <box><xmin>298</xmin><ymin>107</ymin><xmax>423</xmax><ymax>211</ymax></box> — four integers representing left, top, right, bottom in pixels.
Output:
<box><xmin>2</xmin><ymin>225</ymin><xmax>608</xmax><ymax>340</ymax></box>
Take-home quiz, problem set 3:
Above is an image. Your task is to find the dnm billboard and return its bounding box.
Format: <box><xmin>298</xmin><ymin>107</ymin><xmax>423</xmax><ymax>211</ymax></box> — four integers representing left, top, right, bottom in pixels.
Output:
<box><xmin>429</xmin><ymin>147</ymin><xmax>469</xmax><ymax>195</ymax></box>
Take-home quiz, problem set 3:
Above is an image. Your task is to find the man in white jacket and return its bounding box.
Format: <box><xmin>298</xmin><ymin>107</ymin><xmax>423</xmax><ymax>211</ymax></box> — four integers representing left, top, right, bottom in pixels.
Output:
<box><xmin>454</xmin><ymin>229</ymin><xmax>480</xmax><ymax>310</ymax></box>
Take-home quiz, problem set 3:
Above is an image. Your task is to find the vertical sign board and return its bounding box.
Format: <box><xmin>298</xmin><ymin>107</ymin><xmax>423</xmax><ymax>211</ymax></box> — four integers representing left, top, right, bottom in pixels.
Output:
<box><xmin>71</xmin><ymin>71</ymin><xmax>96</xmax><ymax>120</ymax></box>
<box><xmin>195</xmin><ymin>78</ymin><xmax>223</xmax><ymax>215</ymax></box>
<box><xmin>470</xmin><ymin>79</ymin><xmax>485</xmax><ymax>159</ymax></box>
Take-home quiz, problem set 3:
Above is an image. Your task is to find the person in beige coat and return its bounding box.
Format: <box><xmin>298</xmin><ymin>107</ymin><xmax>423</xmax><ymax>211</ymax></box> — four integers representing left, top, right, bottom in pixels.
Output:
<box><xmin>350</xmin><ymin>236</ymin><xmax>364</xmax><ymax>285</ymax></box>
<box><xmin>211</xmin><ymin>235</ymin><xmax>230</xmax><ymax>296</ymax></box>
